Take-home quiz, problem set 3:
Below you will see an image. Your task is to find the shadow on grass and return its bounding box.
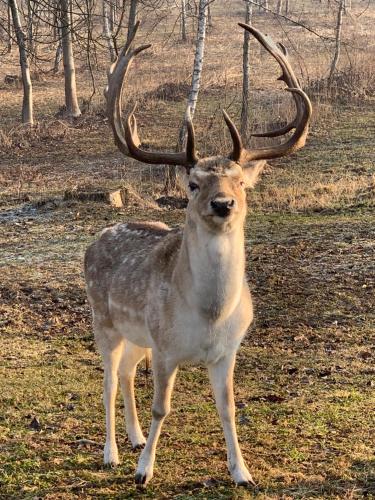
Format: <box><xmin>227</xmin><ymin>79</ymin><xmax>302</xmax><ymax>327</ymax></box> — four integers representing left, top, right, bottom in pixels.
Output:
<box><xmin>50</xmin><ymin>457</ymin><xmax>375</xmax><ymax>499</ymax></box>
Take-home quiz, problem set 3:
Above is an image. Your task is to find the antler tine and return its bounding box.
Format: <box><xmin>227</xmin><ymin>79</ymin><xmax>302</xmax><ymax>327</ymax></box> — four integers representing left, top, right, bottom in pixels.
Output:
<box><xmin>222</xmin><ymin>110</ymin><xmax>242</xmax><ymax>162</ymax></box>
<box><xmin>248</xmin><ymin>33</ymin><xmax>303</xmax><ymax>138</ymax></box>
<box><xmin>185</xmin><ymin>107</ymin><xmax>198</xmax><ymax>166</ymax></box>
<box><xmin>224</xmin><ymin>24</ymin><xmax>312</xmax><ymax>163</ymax></box>
<box><xmin>106</xmin><ymin>21</ymin><xmax>198</xmax><ymax>169</ymax></box>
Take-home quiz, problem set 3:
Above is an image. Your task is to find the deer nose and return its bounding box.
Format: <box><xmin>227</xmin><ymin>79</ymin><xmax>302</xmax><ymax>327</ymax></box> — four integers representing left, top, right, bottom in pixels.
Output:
<box><xmin>210</xmin><ymin>198</ymin><xmax>236</xmax><ymax>218</ymax></box>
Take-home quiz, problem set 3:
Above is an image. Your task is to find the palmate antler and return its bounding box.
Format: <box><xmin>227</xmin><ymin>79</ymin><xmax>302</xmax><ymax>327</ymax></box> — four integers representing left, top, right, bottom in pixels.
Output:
<box><xmin>106</xmin><ymin>22</ymin><xmax>312</xmax><ymax>169</ymax></box>
<box><xmin>105</xmin><ymin>21</ymin><xmax>197</xmax><ymax>169</ymax></box>
<box><xmin>224</xmin><ymin>23</ymin><xmax>312</xmax><ymax>163</ymax></box>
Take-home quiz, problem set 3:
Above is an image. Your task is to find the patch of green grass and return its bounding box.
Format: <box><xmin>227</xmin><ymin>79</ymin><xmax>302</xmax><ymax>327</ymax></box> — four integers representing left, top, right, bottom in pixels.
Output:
<box><xmin>1</xmin><ymin>197</ymin><xmax>374</xmax><ymax>498</ymax></box>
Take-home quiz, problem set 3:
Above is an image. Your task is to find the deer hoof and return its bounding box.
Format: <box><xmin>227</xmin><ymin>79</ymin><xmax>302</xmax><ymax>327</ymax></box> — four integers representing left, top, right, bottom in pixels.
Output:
<box><xmin>231</xmin><ymin>465</ymin><xmax>256</xmax><ymax>487</ymax></box>
<box><xmin>103</xmin><ymin>443</ymin><xmax>119</xmax><ymax>467</ymax></box>
<box><xmin>237</xmin><ymin>479</ymin><xmax>257</xmax><ymax>489</ymax></box>
<box><xmin>132</xmin><ymin>442</ymin><xmax>146</xmax><ymax>451</ymax></box>
<box><xmin>135</xmin><ymin>472</ymin><xmax>148</xmax><ymax>487</ymax></box>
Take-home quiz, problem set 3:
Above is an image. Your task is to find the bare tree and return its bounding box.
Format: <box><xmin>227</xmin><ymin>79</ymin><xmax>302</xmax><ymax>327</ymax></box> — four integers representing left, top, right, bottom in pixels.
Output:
<box><xmin>53</xmin><ymin>38</ymin><xmax>63</xmax><ymax>73</ymax></box>
<box><xmin>165</xmin><ymin>0</ymin><xmax>209</xmax><ymax>191</ymax></box>
<box><xmin>241</xmin><ymin>0</ymin><xmax>253</xmax><ymax>136</ymax></box>
<box><xmin>207</xmin><ymin>1</ymin><xmax>213</xmax><ymax>28</ymax></box>
<box><xmin>180</xmin><ymin>0</ymin><xmax>187</xmax><ymax>42</ymax></box>
<box><xmin>109</xmin><ymin>0</ymin><xmax>116</xmax><ymax>32</ymax></box>
<box><xmin>127</xmin><ymin>0</ymin><xmax>138</xmax><ymax>44</ymax></box>
<box><xmin>178</xmin><ymin>0</ymin><xmax>208</xmax><ymax>141</ymax></box>
<box><xmin>9</xmin><ymin>0</ymin><xmax>34</xmax><ymax>126</ymax></box>
<box><xmin>60</xmin><ymin>0</ymin><xmax>81</xmax><ymax>117</ymax></box>
<box><xmin>7</xmin><ymin>2</ymin><xmax>13</xmax><ymax>53</ymax></box>
<box><xmin>52</xmin><ymin>3</ymin><xmax>63</xmax><ymax>73</ymax></box>
<box><xmin>328</xmin><ymin>0</ymin><xmax>344</xmax><ymax>83</ymax></box>
<box><xmin>103</xmin><ymin>0</ymin><xmax>116</xmax><ymax>61</ymax></box>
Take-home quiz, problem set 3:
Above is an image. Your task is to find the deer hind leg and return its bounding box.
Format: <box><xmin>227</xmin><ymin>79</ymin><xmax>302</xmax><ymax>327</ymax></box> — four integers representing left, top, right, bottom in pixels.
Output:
<box><xmin>135</xmin><ymin>356</ymin><xmax>178</xmax><ymax>487</ymax></box>
<box><xmin>119</xmin><ymin>341</ymin><xmax>150</xmax><ymax>449</ymax></box>
<box><xmin>94</xmin><ymin>320</ymin><xmax>124</xmax><ymax>466</ymax></box>
<box><xmin>208</xmin><ymin>354</ymin><xmax>255</xmax><ymax>487</ymax></box>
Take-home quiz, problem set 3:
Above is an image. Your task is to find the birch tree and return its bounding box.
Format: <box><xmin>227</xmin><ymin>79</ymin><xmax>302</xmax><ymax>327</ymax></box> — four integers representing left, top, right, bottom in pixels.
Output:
<box><xmin>9</xmin><ymin>0</ymin><xmax>34</xmax><ymax>126</ymax></box>
<box><xmin>178</xmin><ymin>0</ymin><xmax>208</xmax><ymax>141</ymax></box>
<box><xmin>165</xmin><ymin>0</ymin><xmax>209</xmax><ymax>191</ymax></box>
<box><xmin>61</xmin><ymin>0</ymin><xmax>81</xmax><ymax>117</ymax></box>
<box><xmin>241</xmin><ymin>0</ymin><xmax>253</xmax><ymax>136</ymax></box>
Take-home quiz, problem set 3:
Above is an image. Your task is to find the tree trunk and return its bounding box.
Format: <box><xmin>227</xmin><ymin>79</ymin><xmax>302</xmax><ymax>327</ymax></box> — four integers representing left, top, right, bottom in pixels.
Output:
<box><xmin>69</xmin><ymin>0</ymin><xmax>75</xmax><ymax>41</ymax></box>
<box><xmin>27</xmin><ymin>0</ymin><xmax>34</xmax><ymax>59</ymax></box>
<box><xmin>207</xmin><ymin>2</ymin><xmax>213</xmax><ymax>28</ymax></box>
<box><xmin>7</xmin><ymin>3</ymin><xmax>13</xmax><ymax>53</ymax></box>
<box><xmin>127</xmin><ymin>0</ymin><xmax>138</xmax><ymax>45</ymax></box>
<box><xmin>9</xmin><ymin>0</ymin><xmax>34</xmax><ymax>126</ymax></box>
<box><xmin>241</xmin><ymin>0</ymin><xmax>253</xmax><ymax>136</ymax></box>
<box><xmin>165</xmin><ymin>0</ymin><xmax>208</xmax><ymax>192</ymax></box>
<box><xmin>328</xmin><ymin>0</ymin><xmax>344</xmax><ymax>84</ymax></box>
<box><xmin>61</xmin><ymin>0</ymin><xmax>81</xmax><ymax>117</ymax></box>
<box><xmin>181</xmin><ymin>0</ymin><xmax>208</xmax><ymax>125</ymax></box>
<box><xmin>285</xmin><ymin>0</ymin><xmax>289</xmax><ymax>15</ymax></box>
<box><xmin>181</xmin><ymin>0</ymin><xmax>187</xmax><ymax>42</ymax></box>
<box><xmin>54</xmin><ymin>40</ymin><xmax>63</xmax><ymax>73</ymax></box>
<box><xmin>103</xmin><ymin>0</ymin><xmax>116</xmax><ymax>61</ymax></box>
<box><xmin>109</xmin><ymin>0</ymin><xmax>116</xmax><ymax>32</ymax></box>
<box><xmin>277</xmin><ymin>0</ymin><xmax>283</xmax><ymax>14</ymax></box>
<box><xmin>53</xmin><ymin>13</ymin><xmax>63</xmax><ymax>73</ymax></box>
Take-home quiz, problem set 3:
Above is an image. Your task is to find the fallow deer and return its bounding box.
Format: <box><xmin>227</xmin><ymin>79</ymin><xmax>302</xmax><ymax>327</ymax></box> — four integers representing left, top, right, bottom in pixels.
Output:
<box><xmin>84</xmin><ymin>22</ymin><xmax>312</xmax><ymax>487</ymax></box>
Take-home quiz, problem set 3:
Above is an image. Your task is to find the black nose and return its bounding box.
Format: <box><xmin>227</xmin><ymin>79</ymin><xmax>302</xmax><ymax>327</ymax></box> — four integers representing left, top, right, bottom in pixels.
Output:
<box><xmin>210</xmin><ymin>199</ymin><xmax>235</xmax><ymax>218</ymax></box>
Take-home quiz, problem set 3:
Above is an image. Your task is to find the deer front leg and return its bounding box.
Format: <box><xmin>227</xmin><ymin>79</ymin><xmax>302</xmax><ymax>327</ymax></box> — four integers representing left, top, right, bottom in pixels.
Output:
<box><xmin>119</xmin><ymin>341</ymin><xmax>149</xmax><ymax>449</ymax></box>
<box><xmin>208</xmin><ymin>354</ymin><xmax>255</xmax><ymax>487</ymax></box>
<box><xmin>135</xmin><ymin>356</ymin><xmax>178</xmax><ymax>487</ymax></box>
<box><xmin>101</xmin><ymin>340</ymin><xmax>124</xmax><ymax>466</ymax></box>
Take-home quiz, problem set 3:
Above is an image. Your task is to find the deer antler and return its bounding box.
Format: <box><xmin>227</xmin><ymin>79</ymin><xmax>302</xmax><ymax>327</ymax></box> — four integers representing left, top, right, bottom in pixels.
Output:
<box><xmin>224</xmin><ymin>24</ymin><xmax>312</xmax><ymax>163</ymax></box>
<box><xmin>106</xmin><ymin>21</ymin><xmax>198</xmax><ymax>169</ymax></box>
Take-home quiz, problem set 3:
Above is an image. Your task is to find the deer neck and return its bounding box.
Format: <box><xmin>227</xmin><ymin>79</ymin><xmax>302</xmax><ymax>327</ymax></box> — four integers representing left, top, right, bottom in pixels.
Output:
<box><xmin>175</xmin><ymin>215</ymin><xmax>246</xmax><ymax>322</ymax></box>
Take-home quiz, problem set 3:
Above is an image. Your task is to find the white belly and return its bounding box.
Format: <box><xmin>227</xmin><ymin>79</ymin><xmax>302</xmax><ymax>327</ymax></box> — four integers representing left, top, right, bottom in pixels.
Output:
<box><xmin>109</xmin><ymin>297</ymin><xmax>153</xmax><ymax>348</ymax></box>
<box><xmin>113</xmin><ymin>318</ymin><xmax>152</xmax><ymax>348</ymax></box>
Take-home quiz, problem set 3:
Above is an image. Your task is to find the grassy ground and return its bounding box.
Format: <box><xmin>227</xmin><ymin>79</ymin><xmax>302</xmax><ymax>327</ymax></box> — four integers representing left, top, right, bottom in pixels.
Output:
<box><xmin>1</xmin><ymin>103</ymin><xmax>374</xmax><ymax>498</ymax></box>
<box><xmin>1</xmin><ymin>0</ymin><xmax>375</xmax><ymax>498</ymax></box>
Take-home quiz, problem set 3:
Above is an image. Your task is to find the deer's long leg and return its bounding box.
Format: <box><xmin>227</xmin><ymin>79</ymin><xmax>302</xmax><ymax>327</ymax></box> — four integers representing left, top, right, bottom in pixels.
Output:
<box><xmin>97</xmin><ymin>333</ymin><xmax>124</xmax><ymax>466</ymax></box>
<box><xmin>135</xmin><ymin>356</ymin><xmax>178</xmax><ymax>486</ymax></box>
<box><xmin>208</xmin><ymin>354</ymin><xmax>255</xmax><ymax>486</ymax></box>
<box><xmin>119</xmin><ymin>341</ymin><xmax>150</xmax><ymax>448</ymax></box>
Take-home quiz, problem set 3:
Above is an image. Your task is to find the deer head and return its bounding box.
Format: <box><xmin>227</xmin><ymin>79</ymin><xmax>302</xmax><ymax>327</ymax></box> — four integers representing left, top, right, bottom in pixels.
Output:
<box><xmin>106</xmin><ymin>22</ymin><xmax>312</xmax><ymax>233</ymax></box>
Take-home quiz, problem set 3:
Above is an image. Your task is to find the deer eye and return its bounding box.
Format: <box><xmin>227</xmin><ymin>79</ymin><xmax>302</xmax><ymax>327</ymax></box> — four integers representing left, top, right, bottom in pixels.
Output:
<box><xmin>189</xmin><ymin>182</ymin><xmax>199</xmax><ymax>192</ymax></box>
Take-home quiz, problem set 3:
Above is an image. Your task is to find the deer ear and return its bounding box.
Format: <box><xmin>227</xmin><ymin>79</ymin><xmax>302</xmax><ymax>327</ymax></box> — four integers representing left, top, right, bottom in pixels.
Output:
<box><xmin>242</xmin><ymin>160</ymin><xmax>267</xmax><ymax>188</ymax></box>
<box><xmin>178</xmin><ymin>166</ymin><xmax>190</xmax><ymax>191</ymax></box>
